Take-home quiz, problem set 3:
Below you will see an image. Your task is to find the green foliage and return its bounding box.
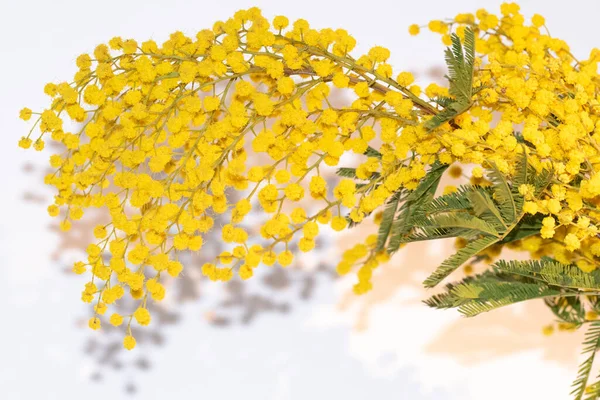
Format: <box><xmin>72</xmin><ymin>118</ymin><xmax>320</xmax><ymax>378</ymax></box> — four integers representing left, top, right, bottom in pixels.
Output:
<box><xmin>445</xmin><ymin>279</ymin><xmax>560</xmax><ymax>317</ymax></box>
<box><xmin>422</xmin><ymin>235</ymin><xmax>499</xmax><ymax>288</ymax></box>
<box><xmin>572</xmin><ymin>322</ymin><xmax>600</xmax><ymax>400</ymax></box>
<box><xmin>413</xmin><ymin>151</ymin><xmax>531</xmax><ymax>288</ymax></box>
<box><xmin>336</xmin><ymin>167</ymin><xmax>359</xmax><ymax>179</ymax></box>
<box><xmin>425</xmin><ymin>257</ymin><xmax>600</xmax><ymax>318</ymax></box>
<box><xmin>382</xmin><ymin>26</ymin><xmax>589</xmax><ymax>398</ymax></box>
<box><xmin>486</xmin><ymin>162</ymin><xmax>517</xmax><ymax>223</ymax></box>
<box><xmin>363</xmin><ymin>146</ymin><xmax>382</xmax><ymax>159</ymax></box>
<box><xmin>424</xmin><ymin>28</ymin><xmax>477</xmax><ymax>130</ymax></box>
<box><xmin>384</xmin><ymin>161</ymin><xmax>448</xmax><ymax>253</ymax></box>
<box><xmin>423</xmin><ymin>270</ymin><xmax>563</xmax><ymax>315</ymax></box>
<box><xmin>469</xmin><ymin>188</ymin><xmax>506</xmax><ymax>229</ymax></box>
<box><xmin>494</xmin><ymin>259</ymin><xmax>600</xmax><ymax>291</ymax></box>
<box><xmin>408</xmin><ymin>160</ymin><xmax>599</xmax><ymax>399</ymax></box>
<box><xmin>448</xmin><ymin>27</ymin><xmax>476</xmax><ymax>103</ymax></box>
<box><xmin>376</xmin><ymin>190</ymin><xmax>403</xmax><ymax>251</ymax></box>
<box><xmin>431</xmin><ymin>96</ymin><xmax>455</xmax><ymax>108</ymax></box>
<box><xmin>385</xmin><ymin>138</ymin><xmax>600</xmax><ymax>399</ymax></box>
<box><xmin>423</xmin><ymin>184</ymin><xmax>474</xmax><ymax>213</ymax></box>
<box><xmin>355</xmin><ymin>32</ymin><xmax>581</xmax><ymax>397</ymax></box>
<box><xmin>498</xmin><ymin>215</ymin><xmax>543</xmax><ymax>244</ymax></box>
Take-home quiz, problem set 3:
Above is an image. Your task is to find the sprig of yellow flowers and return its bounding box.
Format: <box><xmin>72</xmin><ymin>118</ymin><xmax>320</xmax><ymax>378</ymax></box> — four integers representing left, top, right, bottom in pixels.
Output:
<box><xmin>18</xmin><ymin>3</ymin><xmax>600</xmax><ymax>354</ymax></box>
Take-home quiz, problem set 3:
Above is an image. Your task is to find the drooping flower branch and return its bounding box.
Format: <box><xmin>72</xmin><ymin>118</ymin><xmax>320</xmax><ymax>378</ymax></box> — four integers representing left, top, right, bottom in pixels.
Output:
<box><xmin>18</xmin><ymin>5</ymin><xmax>600</xmax><ymax>395</ymax></box>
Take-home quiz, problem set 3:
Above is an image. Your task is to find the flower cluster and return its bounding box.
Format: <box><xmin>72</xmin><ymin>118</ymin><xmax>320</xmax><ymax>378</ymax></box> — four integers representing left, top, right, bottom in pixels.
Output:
<box><xmin>413</xmin><ymin>3</ymin><xmax>600</xmax><ymax>275</ymax></box>
<box><xmin>18</xmin><ymin>7</ymin><xmax>440</xmax><ymax>348</ymax></box>
<box><xmin>19</xmin><ymin>3</ymin><xmax>600</xmax><ymax>350</ymax></box>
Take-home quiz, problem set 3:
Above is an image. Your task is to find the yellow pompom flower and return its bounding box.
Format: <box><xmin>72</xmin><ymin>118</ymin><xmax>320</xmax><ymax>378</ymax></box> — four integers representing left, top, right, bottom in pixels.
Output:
<box><xmin>19</xmin><ymin>108</ymin><xmax>32</xmax><ymax>121</ymax></box>
<box><xmin>239</xmin><ymin>265</ymin><xmax>254</xmax><ymax>280</ymax></box>
<box><xmin>123</xmin><ymin>335</ymin><xmax>136</xmax><ymax>350</ymax></box>
<box><xmin>273</xmin><ymin>15</ymin><xmax>289</xmax><ymax>30</ymax></box>
<box><xmin>277</xmin><ymin>250</ymin><xmax>294</xmax><ymax>267</ymax></box>
<box><xmin>331</xmin><ymin>216</ymin><xmax>348</xmax><ymax>231</ymax></box>
<box><xmin>565</xmin><ymin>234</ymin><xmax>581</xmax><ymax>252</ymax></box>
<box><xmin>18</xmin><ymin>137</ymin><xmax>31</xmax><ymax>149</ymax></box>
<box><xmin>88</xmin><ymin>317</ymin><xmax>101</xmax><ymax>331</ymax></box>
<box><xmin>408</xmin><ymin>24</ymin><xmax>420</xmax><ymax>36</ymax></box>
<box><xmin>133</xmin><ymin>307</ymin><xmax>151</xmax><ymax>326</ymax></box>
<box><xmin>531</xmin><ymin>14</ymin><xmax>545</xmax><ymax>27</ymax></box>
<box><xmin>109</xmin><ymin>313</ymin><xmax>124</xmax><ymax>327</ymax></box>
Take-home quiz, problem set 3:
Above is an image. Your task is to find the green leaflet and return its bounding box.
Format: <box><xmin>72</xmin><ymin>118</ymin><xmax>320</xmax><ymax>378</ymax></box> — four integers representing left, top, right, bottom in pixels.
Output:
<box><xmin>336</xmin><ymin>167</ymin><xmax>359</xmax><ymax>179</ymax></box>
<box><xmin>376</xmin><ymin>190</ymin><xmax>402</xmax><ymax>251</ymax></box>
<box><xmin>424</xmin><ymin>28</ymin><xmax>477</xmax><ymax>130</ymax></box>
<box><xmin>572</xmin><ymin>322</ymin><xmax>600</xmax><ymax>400</ymax></box>
<box><xmin>418</xmin><ymin>213</ymin><xmax>499</xmax><ymax>236</ymax></box>
<box><xmin>497</xmin><ymin>215</ymin><xmax>543</xmax><ymax>244</ymax></box>
<box><xmin>510</xmin><ymin>149</ymin><xmax>528</xmax><ymax>213</ymax></box>
<box><xmin>386</xmin><ymin>162</ymin><xmax>448</xmax><ymax>253</ymax></box>
<box><xmin>486</xmin><ymin>162</ymin><xmax>516</xmax><ymax>224</ymax></box>
<box><xmin>384</xmin><ymin>29</ymin><xmax>483</xmax><ymax>267</ymax></box>
<box><xmin>456</xmin><ymin>281</ymin><xmax>562</xmax><ymax>317</ymax></box>
<box><xmin>414</xmin><ymin>146</ymin><xmax>540</xmax><ymax>288</ymax></box>
<box><xmin>336</xmin><ymin>145</ymin><xmax>383</xmax><ymax>179</ymax></box>
<box><xmin>423</xmin><ymin>185</ymin><xmax>474</xmax><ymax>214</ymax></box>
<box><xmin>582</xmin><ymin>372</ymin><xmax>600</xmax><ymax>400</ymax></box>
<box><xmin>363</xmin><ymin>146</ymin><xmax>382</xmax><ymax>159</ymax></box>
<box><xmin>494</xmin><ymin>259</ymin><xmax>600</xmax><ymax>291</ymax></box>
<box><xmin>469</xmin><ymin>188</ymin><xmax>506</xmax><ymax>229</ymax></box>
<box><xmin>425</xmin><ymin>270</ymin><xmax>564</xmax><ymax>317</ymax></box>
<box><xmin>422</xmin><ymin>235</ymin><xmax>499</xmax><ymax>288</ymax></box>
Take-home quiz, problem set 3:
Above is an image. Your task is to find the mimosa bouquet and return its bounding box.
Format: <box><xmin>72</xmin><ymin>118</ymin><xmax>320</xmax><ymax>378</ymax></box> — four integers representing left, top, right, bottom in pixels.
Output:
<box><xmin>19</xmin><ymin>2</ymin><xmax>600</xmax><ymax>397</ymax></box>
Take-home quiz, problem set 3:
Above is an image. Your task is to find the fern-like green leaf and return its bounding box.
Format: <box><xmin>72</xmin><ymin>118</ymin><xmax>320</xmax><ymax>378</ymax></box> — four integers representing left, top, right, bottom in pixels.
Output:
<box><xmin>423</xmin><ymin>185</ymin><xmax>474</xmax><ymax>214</ymax></box>
<box><xmin>494</xmin><ymin>259</ymin><xmax>600</xmax><ymax>291</ymax></box>
<box><xmin>511</xmin><ymin>147</ymin><xmax>528</xmax><ymax>213</ymax></box>
<box><xmin>446</xmin><ymin>28</ymin><xmax>475</xmax><ymax>103</ymax></box>
<box><xmin>424</xmin><ymin>270</ymin><xmax>566</xmax><ymax>316</ymax></box>
<box><xmin>363</xmin><ymin>146</ymin><xmax>382</xmax><ymax>159</ymax></box>
<box><xmin>498</xmin><ymin>215</ymin><xmax>543</xmax><ymax>244</ymax></box>
<box><xmin>531</xmin><ymin>166</ymin><xmax>553</xmax><ymax>196</ymax></box>
<box><xmin>387</xmin><ymin>162</ymin><xmax>448</xmax><ymax>253</ymax></box>
<box><xmin>572</xmin><ymin>321</ymin><xmax>600</xmax><ymax>400</ymax></box>
<box><xmin>463</xmin><ymin>27</ymin><xmax>476</xmax><ymax>89</ymax></box>
<box><xmin>456</xmin><ymin>280</ymin><xmax>563</xmax><ymax>317</ymax></box>
<box><xmin>469</xmin><ymin>188</ymin><xmax>507</xmax><ymax>229</ymax></box>
<box><xmin>424</xmin><ymin>106</ymin><xmax>460</xmax><ymax>130</ymax></box>
<box><xmin>423</xmin><ymin>291</ymin><xmax>456</xmax><ymax>309</ymax></box>
<box><xmin>336</xmin><ymin>167</ymin><xmax>358</xmax><ymax>178</ymax></box>
<box><xmin>486</xmin><ymin>162</ymin><xmax>516</xmax><ymax>223</ymax></box>
<box><xmin>584</xmin><ymin>378</ymin><xmax>600</xmax><ymax>400</ymax></box>
<box><xmin>376</xmin><ymin>190</ymin><xmax>403</xmax><ymax>251</ymax></box>
<box><xmin>424</xmin><ymin>28</ymin><xmax>476</xmax><ymax>131</ymax></box>
<box><xmin>402</xmin><ymin>227</ymin><xmax>468</xmax><ymax>243</ymax></box>
<box><xmin>336</xmin><ymin>168</ymin><xmax>381</xmax><ymax>182</ymax></box>
<box><xmin>512</xmin><ymin>148</ymin><xmax>529</xmax><ymax>187</ymax></box>
<box><xmin>423</xmin><ymin>235</ymin><xmax>499</xmax><ymax>288</ymax></box>
<box><xmin>432</xmin><ymin>96</ymin><xmax>455</xmax><ymax>108</ymax></box>
<box><xmin>417</xmin><ymin>213</ymin><xmax>500</xmax><ymax>237</ymax></box>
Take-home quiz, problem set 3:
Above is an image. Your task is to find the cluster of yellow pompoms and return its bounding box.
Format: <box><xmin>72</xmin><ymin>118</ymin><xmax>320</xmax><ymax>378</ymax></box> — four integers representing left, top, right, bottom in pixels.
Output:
<box><xmin>19</xmin><ymin>3</ymin><xmax>600</xmax><ymax>349</ymax></box>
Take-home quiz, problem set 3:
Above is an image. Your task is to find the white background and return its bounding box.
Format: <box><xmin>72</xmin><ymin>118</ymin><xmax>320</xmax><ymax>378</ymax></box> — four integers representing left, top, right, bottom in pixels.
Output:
<box><xmin>2</xmin><ymin>0</ymin><xmax>600</xmax><ymax>399</ymax></box>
